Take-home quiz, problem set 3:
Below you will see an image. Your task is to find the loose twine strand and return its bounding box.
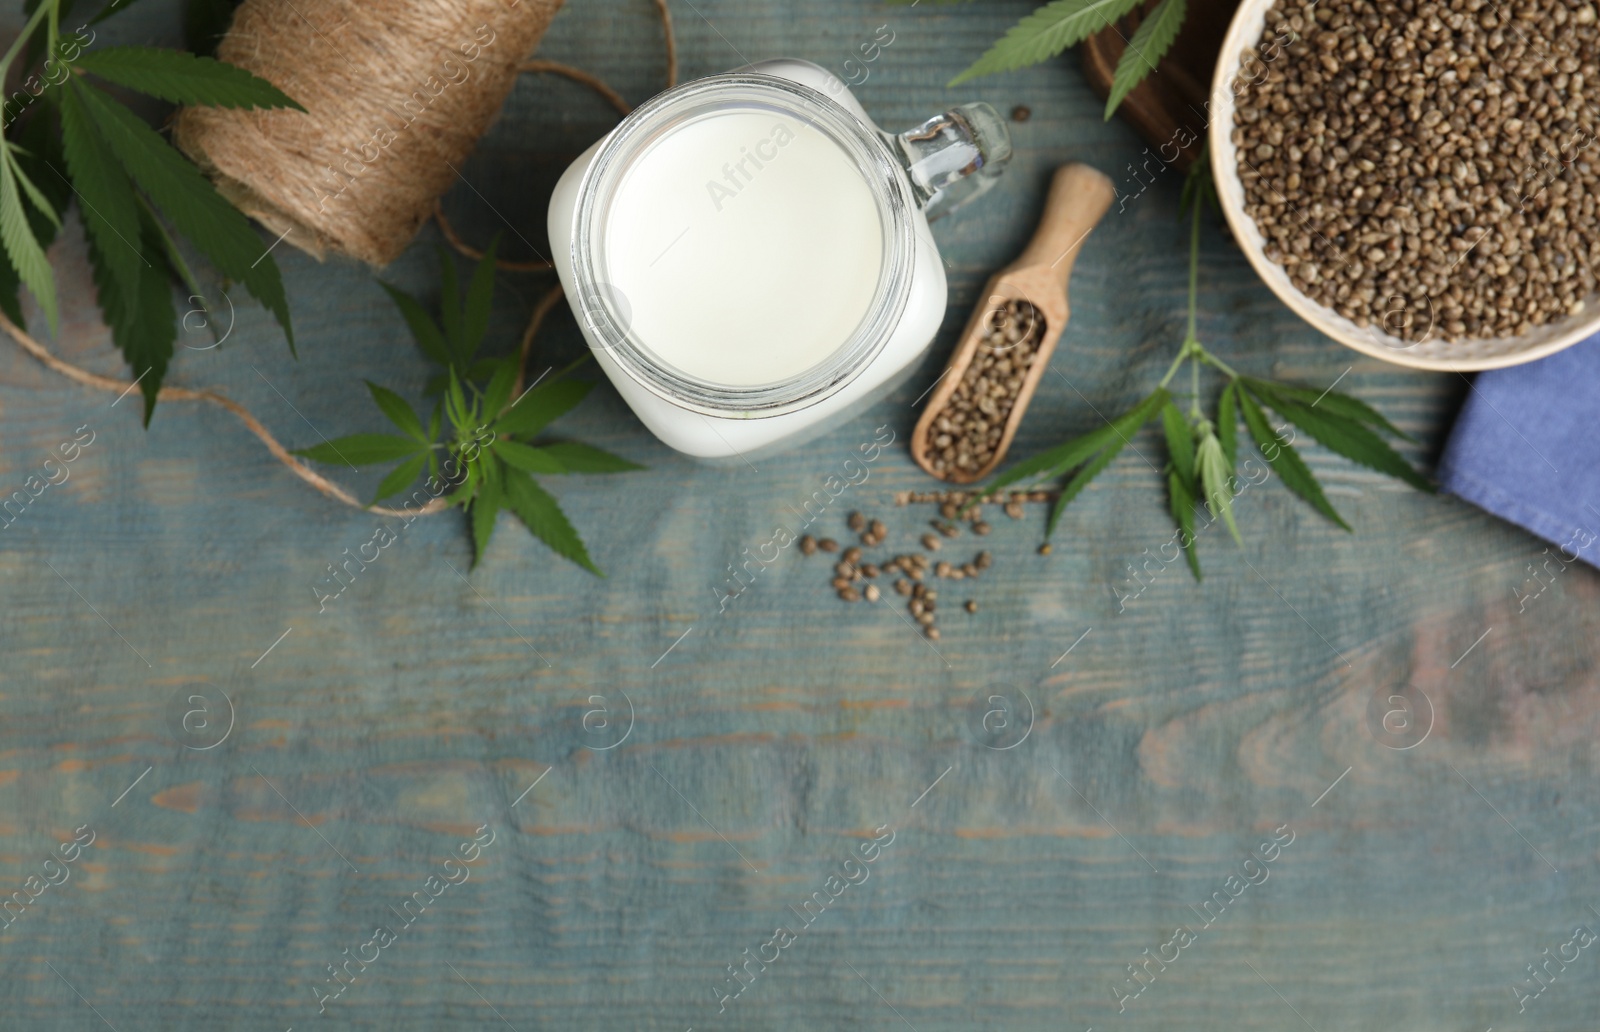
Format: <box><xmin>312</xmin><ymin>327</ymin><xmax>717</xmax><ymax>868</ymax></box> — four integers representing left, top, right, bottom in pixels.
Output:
<box><xmin>0</xmin><ymin>0</ymin><xmax>676</xmax><ymax>518</ymax></box>
<box><xmin>432</xmin><ymin>0</ymin><xmax>677</xmax><ymax>272</ymax></box>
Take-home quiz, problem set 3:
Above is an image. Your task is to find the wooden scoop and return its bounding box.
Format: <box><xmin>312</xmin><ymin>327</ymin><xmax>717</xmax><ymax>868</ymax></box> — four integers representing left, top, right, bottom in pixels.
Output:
<box><xmin>912</xmin><ymin>163</ymin><xmax>1116</xmax><ymax>484</ymax></box>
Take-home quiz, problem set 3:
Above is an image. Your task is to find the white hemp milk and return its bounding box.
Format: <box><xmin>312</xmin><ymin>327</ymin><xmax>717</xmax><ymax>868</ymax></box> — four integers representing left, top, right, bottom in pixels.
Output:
<box><xmin>603</xmin><ymin>109</ymin><xmax>884</xmax><ymax>386</ymax></box>
<box><xmin>550</xmin><ymin>59</ymin><xmax>1011</xmax><ymax>458</ymax></box>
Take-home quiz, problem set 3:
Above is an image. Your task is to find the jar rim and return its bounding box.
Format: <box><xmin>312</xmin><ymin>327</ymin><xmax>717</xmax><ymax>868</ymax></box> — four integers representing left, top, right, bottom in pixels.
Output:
<box><xmin>569</xmin><ymin>72</ymin><xmax>917</xmax><ymax>418</ymax></box>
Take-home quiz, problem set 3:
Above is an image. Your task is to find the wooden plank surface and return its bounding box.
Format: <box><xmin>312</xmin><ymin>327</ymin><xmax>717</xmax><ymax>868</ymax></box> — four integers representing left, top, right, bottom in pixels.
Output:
<box><xmin>2</xmin><ymin>1</ymin><xmax>1598</xmax><ymax>1030</ymax></box>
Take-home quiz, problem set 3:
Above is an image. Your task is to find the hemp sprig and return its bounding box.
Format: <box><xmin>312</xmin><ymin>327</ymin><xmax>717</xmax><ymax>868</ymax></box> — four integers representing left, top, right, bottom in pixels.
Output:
<box><xmin>899</xmin><ymin>0</ymin><xmax>1189</xmax><ymax>119</ymax></box>
<box><xmin>294</xmin><ymin>240</ymin><xmax>644</xmax><ymax>574</ymax></box>
<box><xmin>0</xmin><ymin>0</ymin><xmax>302</xmax><ymax>422</ymax></box>
<box><xmin>977</xmin><ymin>147</ymin><xmax>1434</xmax><ymax>579</ymax></box>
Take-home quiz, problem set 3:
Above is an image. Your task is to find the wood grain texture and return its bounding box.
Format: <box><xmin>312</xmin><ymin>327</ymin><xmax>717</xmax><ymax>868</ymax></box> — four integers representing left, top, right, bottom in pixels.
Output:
<box><xmin>2</xmin><ymin>1</ymin><xmax>1599</xmax><ymax>1031</ymax></box>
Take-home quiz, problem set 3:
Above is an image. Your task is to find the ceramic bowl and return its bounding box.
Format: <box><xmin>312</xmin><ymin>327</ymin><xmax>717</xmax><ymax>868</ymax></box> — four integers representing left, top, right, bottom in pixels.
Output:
<box><xmin>1208</xmin><ymin>0</ymin><xmax>1599</xmax><ymax>371</ymax></box>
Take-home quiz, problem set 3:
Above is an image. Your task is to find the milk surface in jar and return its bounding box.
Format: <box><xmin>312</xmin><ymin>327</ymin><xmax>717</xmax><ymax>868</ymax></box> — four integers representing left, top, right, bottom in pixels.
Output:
<box><xmin>550</xmin><ymin>62</ymin><xmax>1013</xmax><ymax>459</ymax></box>
<box><xmin>601</xmin><ymin>108</ymin><xmax>885</xmax><ymax>386</ymax></box>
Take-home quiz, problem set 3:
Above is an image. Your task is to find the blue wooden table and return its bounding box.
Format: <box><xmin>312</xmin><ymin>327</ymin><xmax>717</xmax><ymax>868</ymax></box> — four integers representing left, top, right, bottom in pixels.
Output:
<box><xmin>2</xmin><ymin>1</ymin><xmax>1598</xmax><ymax>1030</ymax></box>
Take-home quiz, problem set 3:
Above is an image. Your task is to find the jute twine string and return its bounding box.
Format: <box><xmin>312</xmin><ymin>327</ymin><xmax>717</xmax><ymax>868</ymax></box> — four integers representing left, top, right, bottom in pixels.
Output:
<box><xmin>435</xmin><ymin>0</ymin><xmax>678</xmax><ymax>272</ymax></box>
<box><xmin>1</xmin><ymin>0</ymin><xmax>675</xmax><ymax>516</ymax></box>
<box><xmin>174</xmin><ymin>0</ymin><xmax>567</xmax><ymax>266</ymax></box>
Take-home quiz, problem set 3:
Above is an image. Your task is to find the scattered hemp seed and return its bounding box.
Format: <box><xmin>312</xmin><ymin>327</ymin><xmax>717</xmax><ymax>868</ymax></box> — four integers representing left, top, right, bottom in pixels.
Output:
<box><xmin>1004</xmin><ymin>501</ymin><xmax>1024</xmax><ymax>519</ymax></box>
<box><xmin>804</xmin><ymin>506</ymin><xmax>1028</xmax><ymax>639</ymax></box>
<box><xmin>1038</xmin><ymin>543</ymin><xmax>1052</xmax><ymax>556</ymax></box>
<box><xmin>1011</xmin><ymin>104</ymin><xmax>1031</xmax><ymax>122</ymax></box>
<box><xmin>893</xmin><ymin>489</ymin><xmax>1053</xmax><ymax>506</ymax></box>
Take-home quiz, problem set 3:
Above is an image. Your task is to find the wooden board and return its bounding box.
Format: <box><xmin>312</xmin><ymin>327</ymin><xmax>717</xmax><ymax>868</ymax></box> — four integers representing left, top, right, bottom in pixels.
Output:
<box><xmin>1079</xmin><ymin>0</ymin><xmax>1237</xmax><ymax>173</ymax></box>
<box><xmin>1</xmin><ymin>1</ymin><xmax>1598</xmax><ymax>1030</ymax></box>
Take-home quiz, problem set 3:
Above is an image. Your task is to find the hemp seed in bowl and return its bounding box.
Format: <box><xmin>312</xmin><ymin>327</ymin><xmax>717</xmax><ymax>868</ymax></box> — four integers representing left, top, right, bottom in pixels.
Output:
<box><xmin>1232</xmin><ymin>0</ymin><xmax>1600</xmax><ymax>343</ymax></box>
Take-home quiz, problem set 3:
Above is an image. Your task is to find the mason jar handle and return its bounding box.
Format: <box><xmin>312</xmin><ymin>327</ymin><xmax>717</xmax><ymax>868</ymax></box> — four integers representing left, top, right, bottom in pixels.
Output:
<box><xmin>887</xmin><ymin>102</ymin><xmax>1013</xmax><ymax>221</ymax></box>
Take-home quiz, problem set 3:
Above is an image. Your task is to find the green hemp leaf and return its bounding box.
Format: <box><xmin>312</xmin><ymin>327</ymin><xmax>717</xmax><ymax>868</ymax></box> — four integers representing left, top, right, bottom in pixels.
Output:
<box><xmin>295</xmin><ymin>239</ymin><xmax>644</xmax><ymax>573</ymax></box>
<box><xmin>0</xmin><ymin>0</ymin><xmax>302</xmax><ymax>423</ymax></box>
<box><xmin>894</xmin><ymin>0</ymin><xmax>1189</xmax><ymax>120</ymax></box>
<box><xmin>976</xmin><ymin>144</ymin><xmax>1432</xmax><ymax>580</ymax></box>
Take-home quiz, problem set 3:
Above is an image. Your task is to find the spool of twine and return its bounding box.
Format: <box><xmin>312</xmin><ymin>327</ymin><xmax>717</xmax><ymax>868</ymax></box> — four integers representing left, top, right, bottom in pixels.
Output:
<box><xmin>174</xmin><ymin>0</ymin><xmax>564</xmax><ymax>267</ymax></box>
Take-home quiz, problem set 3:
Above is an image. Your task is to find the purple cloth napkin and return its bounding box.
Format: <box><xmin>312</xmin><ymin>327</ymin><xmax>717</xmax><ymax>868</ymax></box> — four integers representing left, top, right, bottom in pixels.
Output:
<box><xmin>1437</xmin><ymin>335</ymin><xmax>1600</xmax><ymax>569</ymax></box>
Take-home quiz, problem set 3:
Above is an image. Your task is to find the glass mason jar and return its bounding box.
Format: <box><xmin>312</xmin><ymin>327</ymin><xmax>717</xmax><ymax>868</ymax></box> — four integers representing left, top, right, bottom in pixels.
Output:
<box><xmin>547</xmin><ymin>59</ymin><xmax>1011</xmax><ymax>459</ymax></box>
